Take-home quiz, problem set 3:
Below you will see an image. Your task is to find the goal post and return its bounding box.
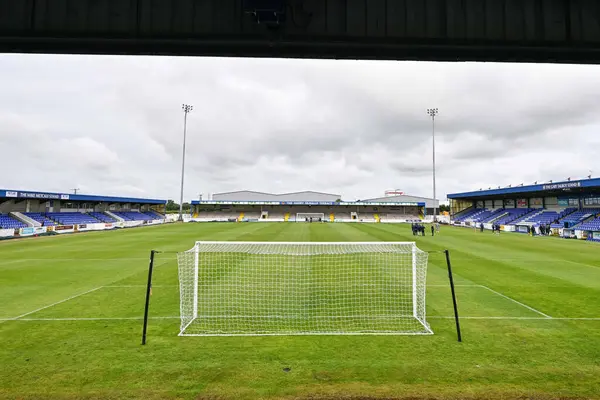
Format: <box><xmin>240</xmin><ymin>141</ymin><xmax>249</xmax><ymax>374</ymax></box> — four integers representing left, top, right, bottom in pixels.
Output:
<box><xmin>176</xmin><ymin>241</ymin><xmax>431</xmax><ymax>336</ymax></box>
<box><xmin>296</xmin><ymin>212</ymin><xmax>325</xmax><ymax>222</ymax></box>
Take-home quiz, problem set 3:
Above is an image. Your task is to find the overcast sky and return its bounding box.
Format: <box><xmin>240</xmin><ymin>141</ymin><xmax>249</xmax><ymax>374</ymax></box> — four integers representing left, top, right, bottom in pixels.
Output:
<box><xmin>1</xmin><ymin>54</ymin><xmax>599</xmax><ymax>202</ymax></box>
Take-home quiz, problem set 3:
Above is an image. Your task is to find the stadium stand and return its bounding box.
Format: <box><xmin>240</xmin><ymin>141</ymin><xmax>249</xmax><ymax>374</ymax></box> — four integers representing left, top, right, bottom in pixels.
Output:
<box><xmin>46</xmin><ymin>212</ymin><xmax>101</xmax><ymax>225</ymax></box>
<box><xmin>378</xmin><ymin>214</ymin><xmax>420</xmax><ymax>223</ymax></box>
<box><xmin>89</xmin><ymin>212</ymin><xmax>117</xmax><ymax>223</ymax></box>
<box><xmin>574</xmin><ymin>213</ymin><xmax>600</xmax><ymax>231</ymax></box>
<box><xmin>112</xmin><ymin>211</ymin><xmax>154</xmax><ymax>221</ymax></box>
<box><xmin>515</xmin><ymin>209</ymin><xmax>572</xmax><ymax>226</ymax></box>
<box><xmin>479</xmin><ymin>208</ymin><xmax>508</xmax><ymax>223</ymax></box>
<box><xmin>453</xmin><ymin>208</ymin><xmax>486</xmax><ymax>222</ymax></box>
<box><xmin>143</xmin><ymin>211</ymin><xmax>165</xmax><ymax>219</ymax></box>
<box><xmin>494</xmin><ymin>208</ymin><xmax>535</xmax><ymax>225</ymax></box>
<box><xmin>0</xmin><ymin>214</ymin><xmax>28</xmax><ymax>229</ymax></box>
<box><xmin>468</xmin><ymin>209</ymin><xmax>502</xmax><ymax>223</ymax></box>
<box><xmin>508</xmin><ymin>209</ymin><xmax>543</xmax><ymax>225</ymax></box>
<box><xmin>241</xmin><ymin>212</ymin><xmax>261</xmax><ymax>221</ymax></box>
<box><xmin>24</xmin><ymin>212</ymin><xmax>57</xmax><ymax>226</ymax></box>
<box><xmin>333</xmin><ymin>212</ymin><xmax>352</xmax><ymax>222</ymax></box>
<box><xmin>552</xmin><ymin>208</ymin><xmax>600</xmax><ymax>228</ymax></box>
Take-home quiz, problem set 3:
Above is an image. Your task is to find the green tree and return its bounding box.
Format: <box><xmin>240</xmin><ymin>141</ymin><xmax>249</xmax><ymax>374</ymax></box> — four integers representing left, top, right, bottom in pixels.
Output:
<box><xmin>165</xmin><ymin>199</ymin><xmax>179</xmax><ymax>212</ymax></box>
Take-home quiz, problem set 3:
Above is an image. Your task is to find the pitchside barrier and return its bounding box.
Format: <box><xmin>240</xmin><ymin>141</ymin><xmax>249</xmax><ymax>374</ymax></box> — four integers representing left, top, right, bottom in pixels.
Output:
<box><xmin>141</xmin><ymin>243</ymin><xmax>461</xmax><ymax>344</ymax></box>
<box><xmin>2</xmin><ymin>219</ymin><xmax>168</xmax><ymax>239</ymax></box>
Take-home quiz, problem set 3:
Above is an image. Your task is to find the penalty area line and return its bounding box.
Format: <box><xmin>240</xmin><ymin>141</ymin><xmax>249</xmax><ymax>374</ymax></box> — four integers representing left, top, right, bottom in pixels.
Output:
<box><xmin>2</xmin><ymin>286</ymin><xmax>104</xmax><ymax>322</ymax></box>
<box><xmin>0</xmin><ymin>316</ymin><xmax>180</xmax><ymax>321</ymax></box>
<box><xmin>102</xmin><ymin>284</ymin><xmax>178</xmax><ymax>288</ymax></box>
<box><xmin>428</xmin><ymin>316</ymin><xmax>600</xmax><ymax>321</ymax></box>
<box><xmin>477</xmin><ymin>285</ymin><xmax>552</xmax><ymax>319</ymax></box>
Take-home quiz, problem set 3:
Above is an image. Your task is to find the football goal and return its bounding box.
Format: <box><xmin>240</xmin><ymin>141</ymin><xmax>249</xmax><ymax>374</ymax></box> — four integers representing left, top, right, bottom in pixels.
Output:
<box><xmin>296</xmin><ymin>212</ymin><xmax>325</xmax><ymax>222</ymax></box>
<box><xmin>175</xmin><ymin>241</ymin><xmax>432</xmax><ymax>336</ymax></box>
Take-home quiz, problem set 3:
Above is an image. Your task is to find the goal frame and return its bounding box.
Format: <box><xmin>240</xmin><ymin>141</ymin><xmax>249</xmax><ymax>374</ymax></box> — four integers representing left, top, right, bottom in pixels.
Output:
<box><xmin>183</xmin><ymin>241</ymin><xmax>431</xmax><ymax>337</ymax></box>
<box><xmin>141</xmin><ymin>245</ymin><xmax>462</xmax><ymax>343</ymax></box>
<box><xmin>295</xmin><ymin>213</ymin><xmax>325</xmax><ymax>222</ymax></box>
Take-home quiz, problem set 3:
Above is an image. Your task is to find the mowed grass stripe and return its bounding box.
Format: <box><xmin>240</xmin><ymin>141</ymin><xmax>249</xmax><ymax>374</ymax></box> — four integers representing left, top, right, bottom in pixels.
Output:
<box><xmin>1</xmin><ymin>222</ymin><xmax>600</xmax><ymax>399</ymax></box>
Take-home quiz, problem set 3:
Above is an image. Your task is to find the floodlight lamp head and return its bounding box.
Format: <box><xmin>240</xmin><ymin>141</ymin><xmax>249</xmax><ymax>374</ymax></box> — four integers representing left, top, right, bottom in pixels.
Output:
<box><xmin>427</xmin><ymin>108</ymin><xmax>439</xmax><ymax>117</ymax></box>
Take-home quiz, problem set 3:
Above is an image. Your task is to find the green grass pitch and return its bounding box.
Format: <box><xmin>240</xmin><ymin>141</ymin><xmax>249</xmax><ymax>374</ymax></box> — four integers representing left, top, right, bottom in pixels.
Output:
<box><xmin>1</xmin><ymin>222</ymin><xmax>599</xmax><ymax>399</ymax></box>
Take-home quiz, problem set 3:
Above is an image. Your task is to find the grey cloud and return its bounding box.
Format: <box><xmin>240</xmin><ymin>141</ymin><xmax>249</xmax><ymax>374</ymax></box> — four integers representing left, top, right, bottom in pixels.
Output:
<box><xmin>1</xmin><ymin>54</ymin><xmax>599</xmax><ymax>202</ymax></box>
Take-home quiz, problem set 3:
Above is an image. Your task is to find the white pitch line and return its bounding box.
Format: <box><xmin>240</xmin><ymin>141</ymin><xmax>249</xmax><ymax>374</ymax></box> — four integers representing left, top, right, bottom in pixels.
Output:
<box><xmin>102</xmin><ymin>285</ymin><xmax>178</xmax><ymax>288</ymax></box>
<box><xmin>1</xmin><ymin>316</ymin><xmax>600</xmax><ymax>322</ymax></box>
<box><xmin>1</xmin><ymin>258</ymin><xmax>152</xmax><ymax>262</ymax></box>
<box><xmin>0</xmin><ymin>316</ymin><xmax>180</xmax><ymax>321</ymax></box>
<box><xmin>4</xmin><ymin>286</ymin><xmax>104</xmax><ymax>321</ymax></box>
<box><xmin>477</xmin><ymin>285</ymin><xmax>552</xmax><ymax>319</ymax></box>
<box><xmin>429</xmin><ymin>284</ymin><xmax>481</xmax><ymax>287</ymax></box>
<box><xmin>428</xmin><ymin>316</ymin><xmax>600</xmax><ymax>321</ymax></box>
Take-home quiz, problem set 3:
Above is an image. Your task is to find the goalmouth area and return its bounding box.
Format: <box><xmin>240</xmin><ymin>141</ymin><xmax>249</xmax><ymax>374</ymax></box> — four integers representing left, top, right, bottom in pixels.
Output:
<box><xmin>1</xmin><ymin>222</ymin><xmax>600</xmax><ymax>399</ymax></box>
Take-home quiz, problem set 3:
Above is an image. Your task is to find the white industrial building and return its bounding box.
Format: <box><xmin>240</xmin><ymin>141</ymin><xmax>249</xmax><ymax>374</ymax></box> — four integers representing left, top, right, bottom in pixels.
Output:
<box><xmin>190</xmin><ymin>190</ymin><xmax>437</xmax><ymax>223</ymax></box>
<box><xmin>361</xmin><ymin>194</ymin><xmax>439</xmax><ymax>215</ymax></box>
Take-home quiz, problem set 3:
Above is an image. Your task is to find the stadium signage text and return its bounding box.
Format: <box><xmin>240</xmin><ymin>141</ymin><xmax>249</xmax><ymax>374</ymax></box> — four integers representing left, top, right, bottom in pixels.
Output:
<box><xmin>18</xmin><ymin>192</ymin><xmax>61</xmax><ymax>200</ymax></box>
<box><xmin>1</xmin><ymin>191</ymin><xmax>72</xmax><ymax>200</ymax></box>
<box><xmin>542</xmin><ymin>182</ymin><xmax>581</xmax><ymax>190</ymax></box>
<box><xmin>194</xmin><ymin>201</ymin><xmax>422</xmax><ymax>206</ymax></box>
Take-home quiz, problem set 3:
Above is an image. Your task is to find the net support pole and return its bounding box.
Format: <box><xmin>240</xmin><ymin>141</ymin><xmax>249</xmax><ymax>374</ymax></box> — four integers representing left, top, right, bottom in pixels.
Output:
<box><xmin>411</xmin><ymin>244</ymin><xmax>418</xmax><ymax>318</ymax></box>
<box><xmin>142</xmin><ymin>250</ymin><xmax>157</xmax><ymax>345</ymax></box>
<box><xmin>193</xmin><ymin>244</ymin><xmax>199</xmax><ymax>319</ymax></box>
<box><xmin>444</xmin><ymin>249</ymin><xmax>462</xmax><ymax>342</ymax></box>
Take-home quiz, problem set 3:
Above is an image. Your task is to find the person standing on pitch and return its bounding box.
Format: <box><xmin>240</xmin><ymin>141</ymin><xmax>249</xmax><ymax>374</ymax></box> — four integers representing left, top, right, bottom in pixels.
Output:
<box><xmin>431</xmin><ymin>225</ymin><xmax>435</xmax><ymax>236</ymax></box>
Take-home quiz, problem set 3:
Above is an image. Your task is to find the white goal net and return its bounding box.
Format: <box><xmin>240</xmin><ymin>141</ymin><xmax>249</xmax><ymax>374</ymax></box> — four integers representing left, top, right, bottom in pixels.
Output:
<box><xmin>177</xmin><ymin>241</ymin><xmax>431</xmax><ymax>336</ymax></box>
<box><xmin>296</xmin><ymin>213</ymin><xmax>325</xmax><ymax>222</ymax></box>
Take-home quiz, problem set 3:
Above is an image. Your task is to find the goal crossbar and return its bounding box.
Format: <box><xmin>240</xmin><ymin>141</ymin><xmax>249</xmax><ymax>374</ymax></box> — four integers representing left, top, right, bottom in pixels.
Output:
<box><xmin>177</xmin><ymin>241</ymin><xmax>431</xmax><ymax>336</ymax></box>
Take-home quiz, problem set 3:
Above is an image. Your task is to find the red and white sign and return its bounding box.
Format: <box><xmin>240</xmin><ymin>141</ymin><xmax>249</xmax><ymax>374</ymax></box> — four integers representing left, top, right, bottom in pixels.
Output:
<box><xmin>385</xmin><ymin>190</ymin><xmax>405</xmax><ymax>196</ymax></box>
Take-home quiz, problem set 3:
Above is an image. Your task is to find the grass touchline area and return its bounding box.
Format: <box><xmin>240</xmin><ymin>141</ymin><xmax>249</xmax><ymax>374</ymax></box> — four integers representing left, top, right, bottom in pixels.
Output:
<box><xmin>1</xmin><ymin>222</ymin><xmax>599</xmax><ymax>400</ymax></box>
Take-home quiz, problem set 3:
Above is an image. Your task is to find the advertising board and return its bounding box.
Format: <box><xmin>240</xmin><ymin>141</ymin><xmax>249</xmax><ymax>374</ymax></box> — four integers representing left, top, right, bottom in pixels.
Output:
<box><xmin>0</xmin><ymin>228</ymin><xmax>14</xmax><ymax>238</ymax></box>
<box><xmin>54</xmin><ymin>225</ymin><xmax>75</xmax><ymax>234</ymax></box>
<box><xmin>19</xmin><ymin>227</ymin><xmax>35</xmax><ymax>236</ymax></box>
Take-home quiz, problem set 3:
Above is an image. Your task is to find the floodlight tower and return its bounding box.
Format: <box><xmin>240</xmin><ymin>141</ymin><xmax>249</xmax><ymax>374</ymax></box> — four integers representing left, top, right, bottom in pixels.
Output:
<box><xmin>427</xmin><ymin>108</ymin><xmax>439</xmax><ymax>220</ymax></box>
<box><xmin>179</xmin><ymin>104</ymin><xmax>193</xmax><ymax>222</ymax></box>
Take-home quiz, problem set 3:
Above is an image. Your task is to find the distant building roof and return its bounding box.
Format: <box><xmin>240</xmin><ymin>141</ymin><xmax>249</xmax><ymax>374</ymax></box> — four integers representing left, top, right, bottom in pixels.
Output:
<box><xmin>0</xmin><ymin>189</ymin><xmax>166</xmax><ymax>204</ymax></box>
<box><xmin>361</xmin><ymin>194</ymin><xmax>437</xmax><ymax>202</ymax></box>
<box><xmin>212</xmin><ymin>190</ymin><xmax>341</xmax><ymax>198</ymax></box>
